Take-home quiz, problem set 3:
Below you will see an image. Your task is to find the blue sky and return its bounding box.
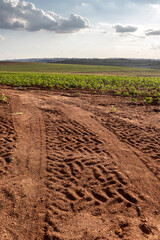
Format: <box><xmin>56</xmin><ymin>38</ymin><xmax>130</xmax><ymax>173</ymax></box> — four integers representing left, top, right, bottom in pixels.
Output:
<box><xmin>1</xmin><ymin>0</ymin><xmax>160</xmax><ymax>59</ymax></box>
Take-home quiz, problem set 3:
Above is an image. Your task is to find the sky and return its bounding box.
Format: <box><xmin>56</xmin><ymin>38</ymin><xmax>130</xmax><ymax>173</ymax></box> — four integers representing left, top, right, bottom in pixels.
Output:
<box><xmin>1</xmin><ymin>0</ymin><xmax>160</xmax><ymax>60</ymax></box>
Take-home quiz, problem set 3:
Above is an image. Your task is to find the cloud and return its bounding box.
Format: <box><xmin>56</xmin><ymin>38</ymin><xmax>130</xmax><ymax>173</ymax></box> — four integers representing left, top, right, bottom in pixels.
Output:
<box><xmin>130</xmin><ymin>0</ymin><xmax>160</xmax><ymax>3</ymax></box>
<box><xmin>0</xmin><ymin>0</ymin><xmax>90</xmax><ymax>33</ymax></box>
<box><xmin>114</xmin><ymin>24</ymin><xmax>138</xmax><ymax>33</ymax></box>
<box><xmin>82</xmin><ymin>3</ymin><xmax>89</xmax><ymax>7</ymax></box>
<box><xmin>151</xmin><ymin>44</ymin><xmax>160</xmax><ymax>50</ymax></box>
<box><xmin>146</xmin><ymin>29</ymin><xmax>160</xmax><ymax>36</ymax></box>
<box><xmin>0</xmin><ymin>34</ymin><xmax>4</xmax><ymax>40</ymax></box>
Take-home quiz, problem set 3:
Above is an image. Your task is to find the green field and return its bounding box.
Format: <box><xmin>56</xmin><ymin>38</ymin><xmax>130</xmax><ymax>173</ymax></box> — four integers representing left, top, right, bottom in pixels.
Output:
<box><xmin>0</xmin><ymin>72</ymin><xmax>159</xmax><ymax>104</ymax></box>
<box><xmin>1</xmin><ymin>61</ymin><xmax>160</xmax><ymax>76</ymax></box>
<box><xmin>0</xmin><ymin>62</ymin><xmax>159</xmax><ymax>104</ymax></box>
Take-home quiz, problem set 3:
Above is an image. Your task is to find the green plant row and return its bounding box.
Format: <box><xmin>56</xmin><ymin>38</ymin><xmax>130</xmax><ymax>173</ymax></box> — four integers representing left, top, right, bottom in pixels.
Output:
<box><xmin>0</xmin><ymin>72</ymin><xmax>159</xmax><ymax>102</ymax></box>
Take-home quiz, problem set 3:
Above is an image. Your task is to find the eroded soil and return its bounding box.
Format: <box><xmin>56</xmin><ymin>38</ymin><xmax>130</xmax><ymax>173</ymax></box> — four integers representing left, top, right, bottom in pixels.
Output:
<box><xmin>0</xmin><ymin>86</ymin><xmax>160</xmax><ymax>240</ymax></box>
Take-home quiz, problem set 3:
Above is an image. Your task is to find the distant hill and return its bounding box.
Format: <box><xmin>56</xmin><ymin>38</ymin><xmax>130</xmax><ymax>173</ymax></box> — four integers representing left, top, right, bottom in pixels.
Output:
<box><xmin>2</xmin><ymin>58</ymin><xmax>160</xmax><ymax>70</ymax></box>
<box><xmin>6</xmin><ymin>58</ymin><xmax>66</xmax><ymax>63</ymax></box>
<box><xmin>53</xmin><ymin>58</ymin><xmax>160</xmax><ymax>70</ymax></box>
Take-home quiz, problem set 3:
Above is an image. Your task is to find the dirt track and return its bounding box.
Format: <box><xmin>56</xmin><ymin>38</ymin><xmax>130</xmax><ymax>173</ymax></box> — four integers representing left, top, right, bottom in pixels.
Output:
<box><xmin>0</xmin><ymin>87</ymin><xmax>160</xmax><ymax>240</ymax></box>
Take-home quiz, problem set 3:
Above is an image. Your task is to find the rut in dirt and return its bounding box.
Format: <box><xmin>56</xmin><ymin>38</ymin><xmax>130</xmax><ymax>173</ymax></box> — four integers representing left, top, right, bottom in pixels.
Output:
<box><xmin>0</xmin><ymin>102</ymin><xmax>16</xmax><ymax>177</ymax></box>
<box><xmin>100</xmin><ymin>114</ymin><xmax>160</xmax><ymax>180</ymax></box>
<box><xmin>42</xmin><ymin>107</ymin><xmax>140</xmax><ymax>239</ymax></box>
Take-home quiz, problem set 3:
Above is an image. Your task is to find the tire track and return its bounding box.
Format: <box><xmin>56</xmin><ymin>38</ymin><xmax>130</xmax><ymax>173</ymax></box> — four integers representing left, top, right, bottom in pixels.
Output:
<box><xmin>43</xmin><ymin>108</ymin><xmax>139</xmax><ymax>240</ymax></box>
<box><xmin>100</xmin><ymin>114</ymin><xmax>160</xmax><ymax>179</ymax></box>
<box><xmin>0</xmin><ymin>102</ymin><xmax>16</xmax><ymax>177</ymax></box>
<box><xmin>0</xmin><ymin>93</ymin><xmax>47</xmax><ymax>240</ymax></box>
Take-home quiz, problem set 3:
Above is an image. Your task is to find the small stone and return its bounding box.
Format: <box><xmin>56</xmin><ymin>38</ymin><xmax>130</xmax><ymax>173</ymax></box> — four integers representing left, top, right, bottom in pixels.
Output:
<box><xmin>115</xmin><ymin>228</ymin><xmax>123</xmax><ymax>237</ymax></box>
<box><xmin>154</xmin><ymin>210</ymin><xmax>159</xmax><ymax>215</ymax></box>
<box><xmin>136</xmin><ymin>206</ymin><xmax>142</xmax><ymax>216</ymax></box>
<box><xmin>119</xmin><ymin>221</ymin><xmax>129</xmax><ymax>229</ymax></box>
<box><xmin>139</xmin><ymin>223</ymin><xmax>151</xmax><ymax>235</ymax></box>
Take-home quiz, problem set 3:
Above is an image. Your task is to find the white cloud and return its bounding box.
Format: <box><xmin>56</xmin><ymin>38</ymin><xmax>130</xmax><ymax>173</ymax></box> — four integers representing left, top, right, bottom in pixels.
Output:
<box><xmin>146</xmin><ymin>29</ymin><xmax>160</xmax><ymax>36</ymax></box>
<box><xmin>0</xmin><ymin>34</ymin><xmax>4</xmax><ymax>40</ymax></box>
<box><xmin>96</xmin><ymin>23</ymin><xmax>140</xmax><ymax>37</ymax></box>
<box><xmin>150</xmin><ymin>3</ymin><xmax>160</xmax><ymax>10</ymax></box>
<box><xmin>82</xmin><ymin>3</ymin><xmax>89</xmax><ymax>7</ymax></box>
<box><xmin>96</xmin><ymin>23</ymin><xmax>113</xmax><ymax>34</ymax></box>
<box><xmin>114</xmin><ymin>24</ymin><xmax>138</xmax><ymax>33</ymax></box>
<box><xmin>0</xmin><ymin>0</ymin><xmax>90</xmax><ymax>33</ymax></box>
<box><xmin>151</xmin><ymin>44</ymin><xmax>160</xmax><ymax>50</ymax></box>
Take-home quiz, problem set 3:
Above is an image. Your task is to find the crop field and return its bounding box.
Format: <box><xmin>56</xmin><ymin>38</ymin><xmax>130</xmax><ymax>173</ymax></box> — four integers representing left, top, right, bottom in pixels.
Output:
<box><xmin>1</xmin><ymin>61</ymin><xmax>160</xmax><ymax>76</ymax></box>
<box><xmin>0</xmin><ymin>72</ymin><xmax>160</xmax><ymax>104</ymax></box>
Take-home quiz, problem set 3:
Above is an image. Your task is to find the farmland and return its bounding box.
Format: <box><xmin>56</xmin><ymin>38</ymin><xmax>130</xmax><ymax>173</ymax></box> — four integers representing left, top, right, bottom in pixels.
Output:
<box><xmin>1</xmin><ymin>61</ymin><xmax>160</xmax><ymax>76</ymax></box>
<box><xmin>0</xmin><ymin>64</ymin><xmax>160</xmax><ymax>239</ymax></box>
<box><xmin>0</xmin><ymin>72</ymin><xmax>160</xmax><ymax>104</ymax></box>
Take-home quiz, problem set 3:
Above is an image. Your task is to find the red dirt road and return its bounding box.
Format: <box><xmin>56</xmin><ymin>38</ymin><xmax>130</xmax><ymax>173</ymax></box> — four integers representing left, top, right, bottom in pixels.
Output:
<box><xmin>0</xmin><ymin>87</ymin><xmax>160</xmax><ymax>240</ymax></box>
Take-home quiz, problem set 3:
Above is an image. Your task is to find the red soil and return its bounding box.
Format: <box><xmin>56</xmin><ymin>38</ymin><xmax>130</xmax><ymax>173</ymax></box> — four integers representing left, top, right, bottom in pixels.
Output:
<box><xmin>0</xmin><ymin>86</ymin><xmax>159</xmax><ymax>240</ymax></box>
